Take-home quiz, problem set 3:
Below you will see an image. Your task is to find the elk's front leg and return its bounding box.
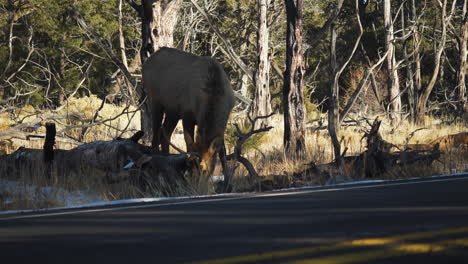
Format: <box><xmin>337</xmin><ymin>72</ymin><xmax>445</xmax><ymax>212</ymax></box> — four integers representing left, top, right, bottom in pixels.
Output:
<box><xmin>182</xmin><ymin>118</ymin><xmax>196</xmax><ymax>152</ymax></box>
<box><xmin>151</xmin><ymin>104</ymin><xmax>164</xmax><ymax>152</ymax></box>
<box><xmin>161</xmin><ymin>113</ymin><xmax>178</xmax><ymax>153</ymax></box>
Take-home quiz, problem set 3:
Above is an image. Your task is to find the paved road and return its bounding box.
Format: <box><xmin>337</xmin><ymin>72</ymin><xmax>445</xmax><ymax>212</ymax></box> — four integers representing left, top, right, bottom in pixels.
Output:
<box><xmin>1</xmin><ymin>176</ymin><xmax>468</xmax><ymax>264</ymax></box>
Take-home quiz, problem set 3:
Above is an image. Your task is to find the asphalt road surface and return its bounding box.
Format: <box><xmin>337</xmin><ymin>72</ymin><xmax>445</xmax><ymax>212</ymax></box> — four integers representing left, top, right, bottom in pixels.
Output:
<box><xmin>1</xmin><ymin>175</ymin><xmax>468</xmax><ymax>264</ymax></box>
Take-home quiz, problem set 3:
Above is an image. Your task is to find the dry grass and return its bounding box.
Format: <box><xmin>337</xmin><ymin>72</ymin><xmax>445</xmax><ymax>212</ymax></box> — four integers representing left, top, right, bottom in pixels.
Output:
<box><xmin>1</xmin><ymin>97</ymin><xmax>466</xmax><ymax>211</ymax></box>
<box><xmin>0</xmin><ymin>155</ymin><xmax>215</xmax><ymax>211</ymax></box>
<box><xmin>227</xmin><ymin>114</ymin><xmax>467</xmax><ymax>186</ymax></box>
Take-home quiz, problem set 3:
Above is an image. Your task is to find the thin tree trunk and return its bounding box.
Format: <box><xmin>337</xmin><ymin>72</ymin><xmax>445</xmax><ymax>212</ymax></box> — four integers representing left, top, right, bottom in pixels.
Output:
<box><xmin>119</xmin><ymin>0</ymin><xmax>129</xmax><ymax>69</ymax></box>
<box><xmin>329</xmin><ymin>0</ymin><xmax>366</xmax><ymax>166</ymax></box>
<box><xmin>411</xmin><ymin>0</ymin><xmax>423</xmax><ymax>120</ymax></box>
<box><xmin>412</xmin><ymin>0</ymin><xmax>422</xmax><ymax>91</ymax></box>
<box><xmin>402</xmin><ymin>2</ymin><xmax>415</xmax><ymax>117</ymax></box>
<box><xmin>239</xmin><ymin>30</ymin><xmax>250</xmax><ymax>98</ymax></box>
<box><xmin>283</xmin><ymin>0</ymin><xmax>306</xmax><ymax>156</ymax></box>
<box><xmin>328</xmin><ymin>23</ymin><xmax>341</xmax><ymax>166</ymax></box>
<box><xmin>252</xmin><ymin>0</ymin><xmax>272</xmax><ymax>128</ymax></box>
<box><xmin>56</xmin><ymin>47</ymin><xmax>66</xmax><ymax>106</ymax></box>
<box><xmin>384</xmin><ymin>0</ymin><xmax>401</xmax><ymax>125</ymax></box>
<box><xmin>457</xmin><ymin>0</ymin><xmax>468</xmax><ymax>115</ymax></box>
<box><xmin>1</xmin><ymin>0</ymin><xmax>15</xmax><ymax>101</ymax></box>
<box><xmin>109</xmin><ymin>0</ymin><xmax>133</xmax><ymax>104</ymax></box>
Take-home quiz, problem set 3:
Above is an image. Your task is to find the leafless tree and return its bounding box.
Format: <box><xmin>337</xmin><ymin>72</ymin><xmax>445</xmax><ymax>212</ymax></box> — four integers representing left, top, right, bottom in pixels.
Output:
<box><xmin>384</xmin><ymin>0</ymin><xmax>402</xmax><ymax>125</ymax></box>
<box><xmin>327</xmin><ymin>0</ymin><xmax>368</xmax><ymax>167</ymax></box>
<box><xmin>415</xmin><ymin>0</ymin><xmax>457</xmax><ymax>124</ymax></box>
<box><xmin>455</xmin><ymin>0</ymin><xmax>467</xmax><ymax>115</ymax></box>
<box><xmin>251</xmin><ymin>0</ymin><xmax>273</xmax><ymax>128</ymax></box>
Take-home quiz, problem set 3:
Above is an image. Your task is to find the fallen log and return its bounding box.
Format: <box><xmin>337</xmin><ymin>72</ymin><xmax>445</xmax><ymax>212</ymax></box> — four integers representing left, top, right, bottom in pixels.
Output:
<box><xmin>1</xmin><ymin>126</ymin><xmax>199</xmax><ymax>194</ymax></box>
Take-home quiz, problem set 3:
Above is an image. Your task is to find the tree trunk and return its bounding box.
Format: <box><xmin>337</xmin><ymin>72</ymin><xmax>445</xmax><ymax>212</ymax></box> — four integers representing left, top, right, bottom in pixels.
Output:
<box><xmin>411</xmin><ymin>0</ymin><xmax>422</xmax><ymax>96</ymax></box>
<box><xmin>55</xmin><ymin>47</ymin><xmax>66</xmax><ymax>106</ymax></box>
<box><xmin>252</xmin><ymin>0</ymin><xmax>272</xmax><ymax>128</ymax></box>
<box><xmin>457</xmin><ymin>0</ymin><xmax>467</xmax><ymax>115</ymax></box>
<box><xmin>408</xmin><ymin>0</ymin><xmax>422</xmax><ymax>118</ymax></box>
<box><xmin>384</xmin><ymin>0</ymin><xmax>401</xmax><ymax>125</ymax></box>
<box><xmin>109</xmin><ymin>0</ymin><xmax>133</xmax><ymax>104</ymax></box>
<box><xmin>402</xmin><ymin>3</ymin><xmax>415</xmax><ymax>117</ymax></box>
<box><xmin>119</xmin><ymin>0</ymin><xmax>129</xmax><ymax>70</ymax></box>
<box><xmin>328</xmin><ymin>23</ymin><xmax>342</xmax><ymax>166</ymax></box>
<box><xmin>283</xmin><ymin>0</ymin><xmax>306</xmax><ymax>156</ymax></box>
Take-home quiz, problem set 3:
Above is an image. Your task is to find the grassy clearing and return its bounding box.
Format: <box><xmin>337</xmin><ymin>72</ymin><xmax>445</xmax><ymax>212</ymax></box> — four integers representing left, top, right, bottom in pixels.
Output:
<box><xmin>1</xmin><ymin>97</ymin><xmax>467</xmax><ymax>210</ymax></box>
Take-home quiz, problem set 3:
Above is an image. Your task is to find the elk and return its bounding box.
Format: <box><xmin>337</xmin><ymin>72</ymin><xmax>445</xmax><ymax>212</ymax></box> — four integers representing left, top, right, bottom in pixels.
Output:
<box><xmin>143</xmin><ymin>48</ymin><xmax>235</xmax><ymax>176</ymax></box>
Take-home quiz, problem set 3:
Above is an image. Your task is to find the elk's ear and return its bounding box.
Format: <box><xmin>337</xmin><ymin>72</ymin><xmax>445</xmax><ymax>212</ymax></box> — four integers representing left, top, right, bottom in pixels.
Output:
<box><xmin>184</xmin><ymin>131</ymin><xmax>197</xmax><ymax>152</ymax></box>
<box><xmin>208</xmin><ymin>137</ymin><xmax>223</xmax><ymax>154</ymax></box>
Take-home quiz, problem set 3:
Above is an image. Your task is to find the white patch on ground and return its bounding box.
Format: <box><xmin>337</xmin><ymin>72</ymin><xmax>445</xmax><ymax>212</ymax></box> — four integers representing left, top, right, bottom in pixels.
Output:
<box><xmin>0</xmin><ymin>179</ymin><xmax>102</xmax><ymax>207</ymax></box>
<box><xmin>0</xmin><ymin>172</ymin><xmax>467</xmax><ymax>215</ymax></box>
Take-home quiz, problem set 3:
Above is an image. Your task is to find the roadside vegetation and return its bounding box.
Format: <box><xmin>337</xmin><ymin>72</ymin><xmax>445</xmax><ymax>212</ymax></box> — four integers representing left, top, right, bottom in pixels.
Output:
<box><xmin>1</xmin><ymin>97</ymin><xmax>466</xmax><ymax>211</ymax></box>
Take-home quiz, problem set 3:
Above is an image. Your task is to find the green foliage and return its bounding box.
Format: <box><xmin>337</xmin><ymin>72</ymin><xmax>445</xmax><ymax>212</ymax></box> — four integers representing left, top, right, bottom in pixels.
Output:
<box><xmin>305</xmin><ymin>101</ymin><xmax>322</xmax><ymax>121</ymax></box>
<box><xmin>225</xmin><ymin>119</ymin><xmax>268</xmax><ymax>154</ymax></box>
<box><xmin>0</xmin><ymin>0</ymin><xmax>140</xmax><ymax>107</ymax></box>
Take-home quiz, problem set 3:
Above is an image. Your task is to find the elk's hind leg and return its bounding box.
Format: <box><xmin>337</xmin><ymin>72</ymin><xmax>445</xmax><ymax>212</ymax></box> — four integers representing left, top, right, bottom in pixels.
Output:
<box><xmin>219</xmin><ymin>141</ymin><xmax>232</xmax><ymax>192</ymax></box>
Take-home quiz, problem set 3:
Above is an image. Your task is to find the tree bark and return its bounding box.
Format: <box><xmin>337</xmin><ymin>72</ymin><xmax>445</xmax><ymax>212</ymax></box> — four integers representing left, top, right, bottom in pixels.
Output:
<box><xmin>384</xmin><ymin>0</ymin><xmax>401</xmax><ymax>125</ymax></box>
<box><xmin>328</xmin><ymin>23</ymin><xmax>342</xmax><ymax>166</ymax></box>
<box><xmin>411</xmin><ymin>0</ymin><xmax>422</xmax><ymax>97</ymax></box>
<box><xmin>252</xmin><ymin>0</ymin><xmax>272</xmax><ymax>128</ymax></box>
<box><xmin>456</xmin><ymin>0</ymin><xmax>467</xmax><ymax>115</ymax></box>
<box><xmin>283</xmin><ymin>0</ymin><xmax>306</xmax><ymax>156</ymax></box>
<box><xmin>402</xmin><ymin>3</ymin><xmax>415</xmax><ymax>117</ymax></box>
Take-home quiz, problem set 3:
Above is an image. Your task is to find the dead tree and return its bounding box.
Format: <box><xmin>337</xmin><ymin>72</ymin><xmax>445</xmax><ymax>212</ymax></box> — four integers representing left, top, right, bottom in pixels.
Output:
<box><xmin>328</xmin><ymin>0</ymin><xmax>365</xmax><ymax>167</ymax></box>
<box><xmin>251</xmin><ymin>0</ymin><xmax>273</xmax><ymax>128</ymax></box>
<box><xmin>456</xmin><ymin>0</ymin><xmax>467</xmax><ymax>115</ymax></box>
<box><xmin>224</xmin><ymin>112</ymin><xmax>273</xmax><ymax>191</ymax></box>
<box><xmin>384</xmin><ymin>0</ymin><xmax>402</xmax><ymax>125</ymax></box>
<box><xmin>358</xmin><ymin>118</ymin><xmax>440</xmax><ymax>178</ymax></box>
<box><xmin>226</xmin><ymin>113</ymin><xmax>273</xmax><ymax>178</ymax></box>
<box><xmin>283</xmin><ymin>0</ymin><xmax>306</xmax><ymax>156</ymax></box>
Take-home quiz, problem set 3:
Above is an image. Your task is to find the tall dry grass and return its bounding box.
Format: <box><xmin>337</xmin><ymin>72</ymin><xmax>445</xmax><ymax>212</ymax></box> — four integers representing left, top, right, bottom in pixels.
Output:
<box><xmin>224</xmin><ymin>114</ymin><xmax>467</xmax><ymax>189</ymax></box>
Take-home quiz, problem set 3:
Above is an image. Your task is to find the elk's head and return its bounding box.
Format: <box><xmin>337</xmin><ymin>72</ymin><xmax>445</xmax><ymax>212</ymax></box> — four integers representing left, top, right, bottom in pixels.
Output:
<box><xmin>186</xmin><ymin>133</ymin><xmax>223</xmax><ymax>177</ymax></box>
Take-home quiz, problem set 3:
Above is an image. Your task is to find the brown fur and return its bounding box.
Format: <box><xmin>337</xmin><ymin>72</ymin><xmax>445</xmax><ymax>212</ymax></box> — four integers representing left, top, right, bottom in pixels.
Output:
<box><xmin>143</xmin><ymin>48</ymin><xmax>235</xmax><ymax>176</ymax></box>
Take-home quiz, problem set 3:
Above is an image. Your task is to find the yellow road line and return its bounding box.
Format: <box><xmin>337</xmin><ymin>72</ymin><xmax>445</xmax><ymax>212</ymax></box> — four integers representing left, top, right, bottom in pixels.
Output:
<box><xmin>286</xmin><ymin>237</ymin><xmax>468</xmax><ymax>264</ymax></box>
<box><xmin>190</xmin><ymin>226</ymin><xmax>468</xmax><ymax>264</ymax></box>
<box><xmin>286</xmin><ymin>243</ymin><xmax>447</xmax><ymax>264</ymax></box>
